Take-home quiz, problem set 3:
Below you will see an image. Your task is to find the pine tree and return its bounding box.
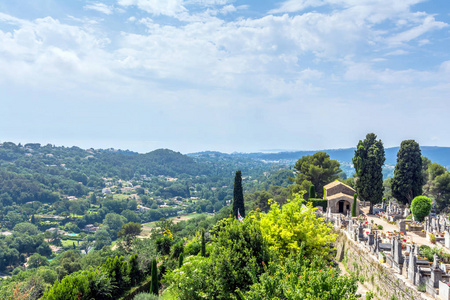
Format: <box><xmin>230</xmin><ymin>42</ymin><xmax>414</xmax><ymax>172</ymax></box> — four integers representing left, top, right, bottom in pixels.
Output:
<box><xmin>232</xmin><ymin>170</ymin><xmax>245</xmax><ymax>219</ymax></box>
<box><xmin>391</xmin><ymin>140</ymin><xmax>423</xmax><ymax>204</ymax></box>
<box><xmin>201</xmin><ymin>229</ymin><xmax>206</xmax><ymax>257</ymax></box>
<box><xmin>309</xmin><ymin>184</ymin><xmax>316</xmax><ymax>199</ymax></box>
<box><xmin>150</xmin><ymin>259</ymin><xmax>158</xmax><ymax>295</ymax></box>
<box><xmin>353</xmin><ymin>133</ymin><xmax>385</xmax><ymax>214</ymax></box>
<box><xmin>31</xmin><ymin>214</ymin><xmax>36</xmax><ymax>224</ymax></box>
<box><xmin>352</xmin><ymin>193</ymin><xmax>357</xmax><ymax>217</ymax></box>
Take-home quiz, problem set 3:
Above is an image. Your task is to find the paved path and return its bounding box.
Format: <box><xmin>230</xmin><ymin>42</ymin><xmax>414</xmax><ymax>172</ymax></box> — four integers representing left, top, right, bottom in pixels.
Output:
<box><xmin>362</xmin><ymin>207</ymin><xmax>432</xmax><ymax>248</ymax></box>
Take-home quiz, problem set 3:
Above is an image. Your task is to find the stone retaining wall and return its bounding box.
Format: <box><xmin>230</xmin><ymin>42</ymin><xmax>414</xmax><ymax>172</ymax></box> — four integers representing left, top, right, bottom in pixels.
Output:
<box><xmin>336</xmin><ymin>231</ymin><xmax>433</xmax><ymax>300</ymax></box>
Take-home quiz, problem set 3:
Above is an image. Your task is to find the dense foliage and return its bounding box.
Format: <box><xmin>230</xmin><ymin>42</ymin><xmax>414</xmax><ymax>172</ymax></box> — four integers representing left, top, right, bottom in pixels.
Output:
<box><xmin>353</xmin><ymin>133</ymin><xmax>385</xmax><ymax>214</ymax></box>
<box><xmin>243</xmin><ymin>251</ymin><xmax>358</xmax><ymax>300</ymax></box>
<box><xmin>258</xmin><ymin>193</ymin><xmax>336</xmax><ymax>260</ymax></box>
<box><xmin>293</xmin><ymin>152</ymin><xmax>341</xmax><ymax>199</ymax></box>
<box><xmin>411</xmin><ymin>196</ymin><xmax>432</xmax><ymax>222</ymax></box>
<box><xmin>164</xmin><ymin>193</ymin><xmax>355</xmax><ymax>299</ymax></box>
<box><xmin>391</xmin><ymin>140</ymin><xmax>423</xmax><ymax>204</ymax></box>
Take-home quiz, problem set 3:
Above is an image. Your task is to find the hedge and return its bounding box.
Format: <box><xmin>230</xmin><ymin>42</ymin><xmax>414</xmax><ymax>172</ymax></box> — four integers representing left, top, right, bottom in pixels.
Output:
<box><xmin>309</xmin><ymin>198</ymin><xmax>327</xmax><ymax>211</ymax></box>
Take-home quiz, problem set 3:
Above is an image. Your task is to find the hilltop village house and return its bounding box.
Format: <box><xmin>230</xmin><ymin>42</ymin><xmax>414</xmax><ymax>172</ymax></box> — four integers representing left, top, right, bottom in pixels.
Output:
<box><xmin>324</xmin><ymin>181</ymin><xmax>359</xmax><ymax>216</ymax></box>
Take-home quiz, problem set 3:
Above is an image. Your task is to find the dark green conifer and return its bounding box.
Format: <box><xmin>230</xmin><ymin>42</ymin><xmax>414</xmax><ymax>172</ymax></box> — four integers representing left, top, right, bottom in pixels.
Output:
<box><xmin>353</xmin><ymin>133</ymin><xmax>385</xmax><ymax>214</ymax></box>
<box><xmin>309</xmin><ymin>184</ymin><xmax>316</xmax><ymax>199</ymax></box>
<box><xmin>352</xmin><ymin>194</ymin><xmax>357</xmax><ymax>217</ymax></box>
<box><xmin>178</xmin><ymin>253</ymin><xmax>184</xmax><ymax>268</ymax></box>
<box><xmin>391</xmin><ymin>140</ymin><xmax>423</xmax><ymax>204</ymax></box>
<box><xmin>232</xmin><ymin>170</ymin><xmax>245</xmax><ymax>219</ymax></box>
<box><xmin>150</xmin><ymin>259</ymin><xmax>158</xmax><ymax>295</ymax></box>
<box><xmin>201</xmin><ymin>229</ymin><xmax>206</xmax><ymax>257</ymax></box>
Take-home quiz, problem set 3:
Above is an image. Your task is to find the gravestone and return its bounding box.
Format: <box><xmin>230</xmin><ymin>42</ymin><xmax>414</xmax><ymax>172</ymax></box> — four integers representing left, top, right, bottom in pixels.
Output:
<box><xmin>368</xmin><ymin>232</ymin><xmax>374</xmax><ymax>246</ymax></box>
<box><xmin>392</xmin><ymin>236</ymin><xmax>404</xmax><ymax>274</ymax></box>
<box><xmin>430</xmin><ymin>254</ymin><xmax>443</xmax><ymax>288</ymax></box>
<box><xmin>358</xmin><ymin>224</ymin><xmax>364</xmax><ymax>240</ymax></box>
<box><xmin>446</xmin><ymin>231</ymin><xmax>450</xmax><ymax>249</ymax></box>
<box><xmin>398</xmin><ymin>220</ymin><xmax>406</xmax><ymax>234</ymax></box>
<box><xmin>408</xmin><ymin>246</ymin><xmax>418</xmax><ymax>284</ymax></box>
<box><xmin>440</xmin><ymin>263</ymin><xmax>447</xmax><ymax>273</ymax></box>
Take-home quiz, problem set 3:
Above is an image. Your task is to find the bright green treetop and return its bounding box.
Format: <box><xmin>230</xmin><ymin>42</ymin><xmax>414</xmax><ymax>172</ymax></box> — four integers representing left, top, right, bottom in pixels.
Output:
<box><xmin>411</xmin><ymin>196</ymin><xmax>432</xmax><ymax>222</ymax></box>
<box><xmin>258</xmin><ymin>192</ymin><xmax>336</xmax><ymax>260</ymax></box>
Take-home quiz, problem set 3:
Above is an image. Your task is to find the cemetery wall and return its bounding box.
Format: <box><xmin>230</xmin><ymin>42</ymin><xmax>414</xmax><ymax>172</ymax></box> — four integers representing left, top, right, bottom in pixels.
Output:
<box><xmin>336</xmin><ymin>231</ymin><xmax>432</xmax><ymax>300</ymax></box>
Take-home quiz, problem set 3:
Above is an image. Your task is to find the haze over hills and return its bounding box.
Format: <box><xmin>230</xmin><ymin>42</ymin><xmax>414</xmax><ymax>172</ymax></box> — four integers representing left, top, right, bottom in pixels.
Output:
<box><xmin>211</xmin><ymin>146</ymin><xmax>450</xmax><ymax>166</ymax></box>
<box><xmin>189</xmin><ymin>146</ymin><xmax>450</xmax><ymax>179</ymax></box>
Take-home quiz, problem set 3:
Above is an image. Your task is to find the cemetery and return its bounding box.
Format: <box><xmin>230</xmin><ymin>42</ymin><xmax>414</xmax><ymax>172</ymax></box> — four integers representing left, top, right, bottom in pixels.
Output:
<box><xmin>327</xmin><ymin>200</ymin><xmax>450</xmax><ymax>300</ymax></box>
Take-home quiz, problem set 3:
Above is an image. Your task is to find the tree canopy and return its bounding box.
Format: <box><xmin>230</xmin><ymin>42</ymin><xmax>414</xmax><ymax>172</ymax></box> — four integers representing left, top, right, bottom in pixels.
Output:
<box><xmin>391</xmin><ymin>140</ymin><xmax>423</xmax><ymax>204</ymax></box>
<box><xmin>352</xmin><ymin>133</ymin><xmax>385</xmax><ymax>214</ymax></box>
<box><xmin>293</xmin><ymin>152</ymin><xmax>341</xmax><ymax>199</ymax></box>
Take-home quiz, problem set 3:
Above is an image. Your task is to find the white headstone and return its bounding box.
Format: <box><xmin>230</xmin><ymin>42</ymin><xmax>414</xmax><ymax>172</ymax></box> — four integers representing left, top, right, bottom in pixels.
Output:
<box><xmin>445</xmin><ymin>231</ymin><xmax>450</xmax><ymax>249</ymax></box>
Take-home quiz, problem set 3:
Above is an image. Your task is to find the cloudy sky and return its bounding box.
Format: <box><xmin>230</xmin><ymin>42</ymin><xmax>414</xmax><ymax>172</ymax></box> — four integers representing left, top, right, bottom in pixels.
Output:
<box><xmin>0</xmin><ymin>0</ymin><xmax>449</xmax><ymax>153</ymax></box>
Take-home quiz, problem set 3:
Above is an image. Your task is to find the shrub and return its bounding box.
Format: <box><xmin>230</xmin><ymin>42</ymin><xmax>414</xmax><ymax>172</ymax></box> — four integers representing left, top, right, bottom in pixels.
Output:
<box><xmin>411</xmin><ymin>196</ymin><xmax>432</xmax><ymax>222</ymax></box>
<box><xmin>244</xmin><ymin>251</ymin><xmax>359</xmax><ymax>300</ymax></box>
<box><xmin>261</xmin><ymin>194</ymin><xmax>335</xmax><ymax>260</ymax></box>
<box><xmin>429</xmin><ymin>234</ymin><xmax>436</xmax><ymax>244</ymax></box>
<box><xmin>134</xmin><ymin>293</ymin><xmax>159</xmax><ymax>300</ymax></box>
<box><xmin>418</xmin><ymin>283</ymin><xmax>426</xmax><ymax>292</ymax></box>
<box><xmin>309</xmin><ymin>198</ymin><xmax>328</xmax><ymax>211</ymax></box>
<box><xmin>377</xmin><ymin>225</ymin><xmax>383</xmax><ymax>230</ymax></box>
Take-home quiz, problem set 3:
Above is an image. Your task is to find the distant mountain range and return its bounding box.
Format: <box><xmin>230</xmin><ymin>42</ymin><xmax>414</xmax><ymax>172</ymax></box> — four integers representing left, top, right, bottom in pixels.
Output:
<box><xmin>190</xmin><ymin>146</ymin><xmax>450</xmax><ymax>166</ymax></box>
<box><xmin>189</xmin><ymin>146</ymin><xmax>450</xmax><ymax>179</ymax></box>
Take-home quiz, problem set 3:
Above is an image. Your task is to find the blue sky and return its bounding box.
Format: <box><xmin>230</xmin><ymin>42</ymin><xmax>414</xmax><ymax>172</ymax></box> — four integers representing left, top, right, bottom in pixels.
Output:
<box><xmin>0</xmin><ymin>0</ymin><xmax>449</xmax><ymax>153</ymax></box>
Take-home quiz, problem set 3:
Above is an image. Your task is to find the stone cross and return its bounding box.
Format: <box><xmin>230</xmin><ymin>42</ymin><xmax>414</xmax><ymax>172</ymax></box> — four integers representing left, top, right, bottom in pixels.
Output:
<box><xmin>433</xmin><ymin>254</ymin><xmax>439</xmax><ymax>269</ymax></box>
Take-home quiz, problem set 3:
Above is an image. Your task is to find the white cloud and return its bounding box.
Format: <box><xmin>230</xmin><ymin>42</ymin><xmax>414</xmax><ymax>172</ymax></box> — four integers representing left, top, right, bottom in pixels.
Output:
<box><xmin>387</xmin><ymin>15</ymin><xmax>448</xmax><ymax>46</ymax></box>
<box><xmin>117</xmin><ymin>0</ymin><xmax>187</xmax><ymax>17</ymax></box>
<box><xmin>385</xmin><ymin>49</ymin><xmax>409</xmax><ymax>56</ymax></box>
<box><xmin>84</xmin><ymin>2</ymin><xmax>115</xmax><ymax>15</ymax></box>
<box><xmin>269</xmin><ymin>0</ymin><xmax>325</xmax><ymax>14</ymax></box>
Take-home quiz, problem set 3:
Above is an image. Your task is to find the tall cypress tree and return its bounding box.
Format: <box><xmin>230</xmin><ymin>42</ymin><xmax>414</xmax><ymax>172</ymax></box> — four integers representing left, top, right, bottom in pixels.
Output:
<box><xmin>201</xmin><ymin>228</ymin><xmax>206</xmax><ymax>257</ymax></box>
<box><xmin>309</xmin><ymin>184</ymin><xmax>316</xmax><ymax>199</ymax></box>
<box><xmin>178</xmin><ymin>253</ymin><xmax>184</xmax><ymax>268</ymax></box>
<box><xmin>150</xmin><ymin>259</ymin><xmax>158</xmax><ymax>295</ymax></box>
<box><xmin>353</xmin><ymin>133</ymin><xmax>385</xmax><ymax>214</ymax></box>
<box><xmin>391</xmin><ymin>140</ymin><xmax>423</xmax><ymax>204</ymax></box>
<box><xmin>232</xmin><ymin>170</ymin><xmax>245</xmax><ymax>219</ymax></box>
<box><xmin>352</xmin><ymin>193</ymin><xmax>357</xmax><ymax>217</ymax></box>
